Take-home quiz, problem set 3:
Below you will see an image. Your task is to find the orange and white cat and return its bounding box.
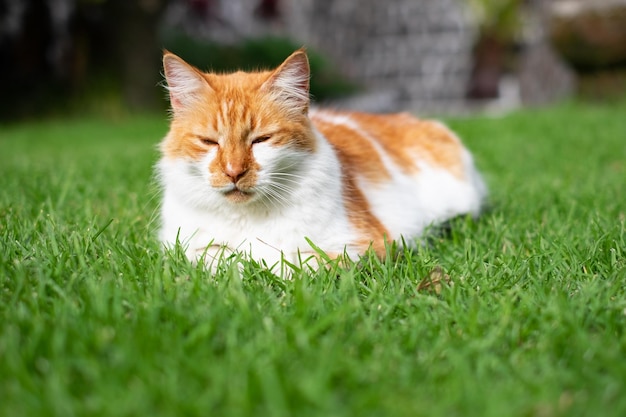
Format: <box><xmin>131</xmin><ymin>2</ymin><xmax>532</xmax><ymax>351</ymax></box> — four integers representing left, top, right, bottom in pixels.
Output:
<box><xmin>158</xmin><ymin>49</ymin><xmax>486</xmax><ymax>270</ymax></box>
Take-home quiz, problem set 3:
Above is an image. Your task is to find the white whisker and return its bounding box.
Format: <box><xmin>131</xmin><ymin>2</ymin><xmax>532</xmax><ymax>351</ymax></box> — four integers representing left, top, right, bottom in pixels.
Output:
<box><xmin>259</xmin><ymin>181</ymin><xmax>296</xmax><ymax>210</ymax></box>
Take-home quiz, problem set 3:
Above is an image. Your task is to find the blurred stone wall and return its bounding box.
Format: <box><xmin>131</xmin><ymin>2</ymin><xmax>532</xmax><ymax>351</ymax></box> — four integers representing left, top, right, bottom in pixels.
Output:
<box><xmin>518</xmin><ymin>0</ymin><xmax>576</xmax><ymax>106</ymax></box>
<box><xmin>164</xmin><ymin>0</ymin><xmax>576</xmax><ymax>114</ymax></box>
<box><xmin>284</xmin><ymin>0</ymin><xmax>476</xmax><ymax>112</ymax></box>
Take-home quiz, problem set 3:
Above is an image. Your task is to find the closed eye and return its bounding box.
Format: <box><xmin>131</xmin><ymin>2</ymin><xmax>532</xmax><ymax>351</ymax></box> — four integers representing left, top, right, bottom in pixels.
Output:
<box><xmin>252</xmin><ymin>135</ymin><xmax>271</xmax><ymax>145</ymax></box>
<box><xmin>198</xmin><ymin>137</ymin><xmax>218</xmax><ymax>146</ymax></box>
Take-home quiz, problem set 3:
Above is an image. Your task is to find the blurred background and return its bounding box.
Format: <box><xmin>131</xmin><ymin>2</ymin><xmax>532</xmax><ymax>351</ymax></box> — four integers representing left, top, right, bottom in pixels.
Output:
<box><xmin>1</xmin><ymin>0</ymin><xmax>625</xmax><ymax>121</ymax></box>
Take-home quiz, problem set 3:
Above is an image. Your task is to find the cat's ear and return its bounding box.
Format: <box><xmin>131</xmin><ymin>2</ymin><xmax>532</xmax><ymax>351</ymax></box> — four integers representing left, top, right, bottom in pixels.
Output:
<box><xmin>262</xmin><ymin>49</ymin><xmax>310</xmax><ymax>113</ymax></box>
<box><xmin>162</xmin><ymin>52</ymin><xmax>210</xmax><ymax>113</ymax></box>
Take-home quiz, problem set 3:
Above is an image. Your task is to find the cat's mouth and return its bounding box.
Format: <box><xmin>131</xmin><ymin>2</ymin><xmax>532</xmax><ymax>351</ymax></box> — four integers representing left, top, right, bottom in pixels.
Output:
<box><xmin>224</xmin><ymin>188</ymin><xmax>253</xmax><ymax>203</ymax></box>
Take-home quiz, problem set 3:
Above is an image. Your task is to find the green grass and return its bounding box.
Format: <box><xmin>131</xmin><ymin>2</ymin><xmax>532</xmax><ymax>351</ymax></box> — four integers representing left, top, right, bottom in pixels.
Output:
<box><xmin>1</xmin><ymin>101</ymin><xmax>625</xmax><ymax>417</ymax></box>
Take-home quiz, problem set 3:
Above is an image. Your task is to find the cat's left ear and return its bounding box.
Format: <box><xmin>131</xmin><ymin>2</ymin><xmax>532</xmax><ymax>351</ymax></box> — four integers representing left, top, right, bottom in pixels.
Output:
<box><xmin>163</xmin><ymin>51</ymin><xmax>210</xmax><ymax>114</ymax></box>
<box><xmin>262</xmin><ymin>49</ymin><xmax>310</xmax><ymax>113</ymax></box>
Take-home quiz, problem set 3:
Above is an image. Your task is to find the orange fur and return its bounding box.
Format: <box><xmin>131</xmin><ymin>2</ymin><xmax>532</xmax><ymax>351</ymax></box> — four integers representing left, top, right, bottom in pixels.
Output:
<box><xmin>314</xmin><ymin>110</ymin><xmax>465</xmax><ymax>179</ymax></box>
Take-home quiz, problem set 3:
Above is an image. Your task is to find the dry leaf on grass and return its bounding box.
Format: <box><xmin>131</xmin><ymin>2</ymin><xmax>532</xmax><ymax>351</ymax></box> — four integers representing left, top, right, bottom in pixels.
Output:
<box><xmin>417</xmin><ymin>266</ymin><xmax>452</xmax><ymax>294</ymax></box>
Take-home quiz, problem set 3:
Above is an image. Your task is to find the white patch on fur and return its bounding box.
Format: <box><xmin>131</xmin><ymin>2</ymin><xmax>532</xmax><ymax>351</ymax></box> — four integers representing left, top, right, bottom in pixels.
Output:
<box><xmin>361</xmin><ymin>156</ymin><xmax>485</xmax><ymax>243</ymax></box>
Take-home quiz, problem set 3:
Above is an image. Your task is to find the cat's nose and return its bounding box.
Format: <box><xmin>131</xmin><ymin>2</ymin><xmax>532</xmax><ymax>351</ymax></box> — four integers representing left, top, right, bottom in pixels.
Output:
<box><xmin>224</xmin><ymin>164</ymin><xmax>247</xmax><ymax>183</ymax></box>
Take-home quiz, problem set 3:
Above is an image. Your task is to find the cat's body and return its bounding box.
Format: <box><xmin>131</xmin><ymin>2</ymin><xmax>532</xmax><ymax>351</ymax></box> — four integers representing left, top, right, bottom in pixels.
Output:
<box><xmin>158</xmin><ymin>49</ymin><xmax>486</xmax><ymax>269</ymax></box>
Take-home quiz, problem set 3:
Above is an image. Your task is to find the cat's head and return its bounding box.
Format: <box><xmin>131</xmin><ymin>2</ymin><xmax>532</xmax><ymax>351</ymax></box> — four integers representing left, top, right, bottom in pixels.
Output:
<box><xmin>160</xmin><ymin>49</ymin><xmax>316</xmax><ymax>207</ymax></box>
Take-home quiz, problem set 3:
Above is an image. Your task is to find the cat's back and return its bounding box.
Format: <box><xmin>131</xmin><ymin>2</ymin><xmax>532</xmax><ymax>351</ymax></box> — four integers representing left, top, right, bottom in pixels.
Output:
<box><xmin>309</xmin><ymin>108</ymin><xmax>485</xmax><ymax>244</ymax></box>
<box><xmin>310</xmin><ymin>109</ymin><xmax>467</xmax><ymax>179</ymax></box>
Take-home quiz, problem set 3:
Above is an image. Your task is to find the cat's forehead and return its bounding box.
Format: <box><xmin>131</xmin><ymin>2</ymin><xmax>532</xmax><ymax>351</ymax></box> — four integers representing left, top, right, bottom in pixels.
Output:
<box><xmin>206</xmin><ymin>70</ymin><xmax>271</xmax><ymax>92</ymax></box>
<box><xmin>199</xmin><ymin>72</ymin><xmax>281</xmax><ymax>131</ymax></box>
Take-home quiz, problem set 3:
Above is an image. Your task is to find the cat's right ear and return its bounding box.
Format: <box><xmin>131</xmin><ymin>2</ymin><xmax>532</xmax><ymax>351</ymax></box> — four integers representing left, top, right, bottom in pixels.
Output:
<box><xmin>262</xmin><ymin>49</ymin><xmax>310</xmax><ymax>114</ymax></box>
<box><xmin>162</xmin><ymin>52</ymin><xmax>209</xmax><ymax>114</ymax></box>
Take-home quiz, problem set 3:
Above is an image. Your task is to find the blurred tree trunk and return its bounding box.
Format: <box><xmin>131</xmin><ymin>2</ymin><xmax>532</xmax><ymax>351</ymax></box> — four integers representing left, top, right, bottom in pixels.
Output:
<box><xmin>110</xmin><ymin>0</ymin><xmax>166</xmax><ymax>111</ymax></box>
<box><xmin>466</xmin><ymin>34</ymin><xmax>506</xmax><ymax>99</ymax></box>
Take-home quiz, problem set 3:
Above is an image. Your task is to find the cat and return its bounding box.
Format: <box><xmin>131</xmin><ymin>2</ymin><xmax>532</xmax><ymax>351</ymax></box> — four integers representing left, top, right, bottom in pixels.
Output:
<box><xmin>157</xmin><ymin>48</ymin><xmax>487</xmax><ymax>271</ymax></box>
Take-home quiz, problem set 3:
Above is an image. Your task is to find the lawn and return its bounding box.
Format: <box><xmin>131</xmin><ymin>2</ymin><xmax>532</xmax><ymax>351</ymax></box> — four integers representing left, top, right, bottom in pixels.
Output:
<box><xmin>1</xmin><ymin>101</ymin><xmax>625</xmax><ymax>417</ymax></box>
